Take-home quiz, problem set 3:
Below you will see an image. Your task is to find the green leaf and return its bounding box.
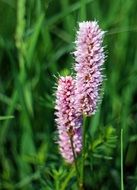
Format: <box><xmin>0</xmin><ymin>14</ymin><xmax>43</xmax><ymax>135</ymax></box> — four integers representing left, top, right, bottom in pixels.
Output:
<box><xmin>0</xmin><ymin>115</ymin><xmax>14</xmax><ymax>121</ymax></box>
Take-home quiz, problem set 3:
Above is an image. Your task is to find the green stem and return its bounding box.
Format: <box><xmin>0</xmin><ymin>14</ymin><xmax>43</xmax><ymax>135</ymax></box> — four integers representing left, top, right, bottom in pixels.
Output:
<box><xmin>70</xmin><ymin>136</ymin><xmax>80</xmax><ymax>189</ymax></box>
<box><xmin>121</xmin><ymin>129</ymin><xmax>124</xmax><ymax>190</ymax></box>
<box><xmin>80</xmin><ymin>116</ymin><xmax>86</xmax><ymax>189</ymax></box>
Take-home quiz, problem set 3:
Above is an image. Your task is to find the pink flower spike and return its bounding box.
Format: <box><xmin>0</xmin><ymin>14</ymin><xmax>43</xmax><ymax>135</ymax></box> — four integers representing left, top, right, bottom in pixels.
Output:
<box><xmin>74</xmin><ymin>21</ymin><xmax>105</xmax><ymax>116</ymax></box>
<box><xmin>55</xmin><ymin>76</ymin><xmax>82</xmax><ymax>163</ymax></box>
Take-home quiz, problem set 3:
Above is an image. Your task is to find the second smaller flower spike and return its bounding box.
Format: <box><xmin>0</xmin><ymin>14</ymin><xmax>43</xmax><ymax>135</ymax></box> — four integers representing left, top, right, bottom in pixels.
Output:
<box><xmin>55</xmin><ymin>76</ymin><xmax>82</xmax><ymax>163</ymax></box>
<box><xmin>74</xmin><ymin>21</ymin><xmax>105</xmax><ymax>116</ymax></box>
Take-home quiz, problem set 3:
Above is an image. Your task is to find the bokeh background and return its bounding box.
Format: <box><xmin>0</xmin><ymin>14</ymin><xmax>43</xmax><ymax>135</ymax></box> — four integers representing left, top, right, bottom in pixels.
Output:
<box><xmin>0</xmin><ymin>0</ymin><xmax>137</xmax><ymax>189</ymax></box>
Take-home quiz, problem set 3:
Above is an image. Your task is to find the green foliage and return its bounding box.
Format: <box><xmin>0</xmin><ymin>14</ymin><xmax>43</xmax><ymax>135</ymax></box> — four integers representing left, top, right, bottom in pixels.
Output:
<box><xmin>91</xmin><ymin>126</ymin><xmax>117</xmax><ymax>157</ymax></box>
<box><xmin>0</xmin><ymin>0</ymin><xmax>137</xmax><ymax>189</ymax></box>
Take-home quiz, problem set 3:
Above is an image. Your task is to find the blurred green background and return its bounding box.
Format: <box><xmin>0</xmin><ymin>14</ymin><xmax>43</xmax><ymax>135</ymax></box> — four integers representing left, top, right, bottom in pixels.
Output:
<box><xmin>0</xmin><ymin>0</ymin><xmax>137</xmax><ymax>189</ymax></box>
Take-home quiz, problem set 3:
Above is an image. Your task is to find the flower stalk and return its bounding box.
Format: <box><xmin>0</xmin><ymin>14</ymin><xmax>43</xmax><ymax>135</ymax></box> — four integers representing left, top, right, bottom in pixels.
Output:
<box><xmin>54</xmin><ymin>20</ymin><xmax>105</xmax><ymax>189</ymax></box>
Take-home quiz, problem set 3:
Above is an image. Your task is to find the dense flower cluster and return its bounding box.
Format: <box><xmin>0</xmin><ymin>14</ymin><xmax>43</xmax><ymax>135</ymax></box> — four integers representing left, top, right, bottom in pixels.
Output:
<box><xmin>55</xmin><ymin>21</ymin><xmax>105</xmax><ymax>163</ymax></box>
<box><xmin>74</xmin><ymin>21</ymin><xmax>105</xmax><ymax>115</ymax></box>
<box><xmin>55</xmin><ymin>76</ymin><xmax>82</xmax><ymax>163</ymax></box>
